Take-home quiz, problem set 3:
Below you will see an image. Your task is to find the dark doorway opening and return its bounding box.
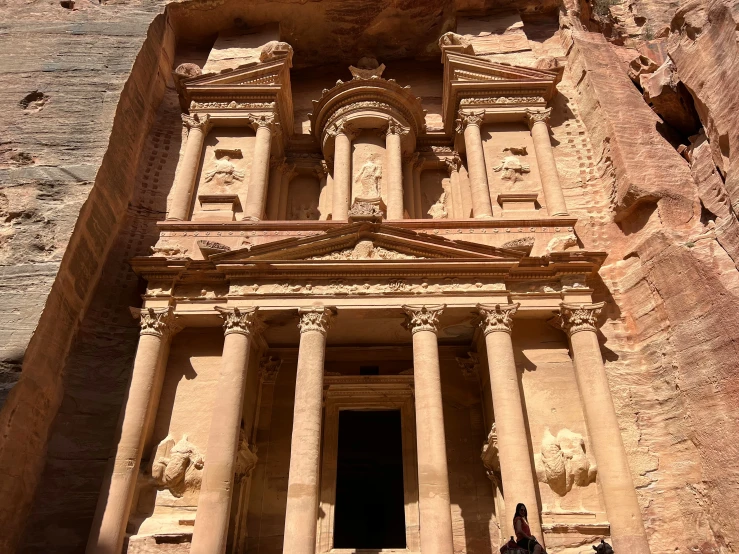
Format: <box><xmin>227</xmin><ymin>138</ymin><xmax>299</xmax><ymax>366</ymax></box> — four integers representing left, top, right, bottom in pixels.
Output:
<box><xmin>333</xmin><ymin>410</ymin><xmax>407</xmax><ymax>549</ymax></box>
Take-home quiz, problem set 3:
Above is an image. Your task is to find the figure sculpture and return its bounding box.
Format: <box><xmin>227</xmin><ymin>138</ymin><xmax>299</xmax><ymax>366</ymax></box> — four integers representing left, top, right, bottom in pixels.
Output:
<box><xmin>151</xmin><ymin>435</ymin><xmax>204</xmax><ymax>497</ymax></box>
<box><xmin>203</xmin><ymin>149</ymin><xmax>245</xmax><ymax>186</ymax></box>
<box><xmin>492</xmin><ymin>155</ymin><xmax>530</xmax><ymax>183</ymax></box>
<box><xmin>535</xmin><ymin>428</ymin><xmax>597</xmax><ymax>497</ymax></box>
<box><xmin>427</xmin><ymin>191</ymin><xmax>449</xmax><ymax>219</ymax></box>
<box><xmin>355</xmin><ymin>160</ymin><xmax>382</xmax><ymax>198</ymax></box>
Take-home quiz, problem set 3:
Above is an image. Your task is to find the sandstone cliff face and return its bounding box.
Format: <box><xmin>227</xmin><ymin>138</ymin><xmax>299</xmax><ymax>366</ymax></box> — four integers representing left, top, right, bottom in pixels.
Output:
<box><xmin>1</xmin><ymin>0</ymin><xmax>739</xmax><ymax>552</ymax></box>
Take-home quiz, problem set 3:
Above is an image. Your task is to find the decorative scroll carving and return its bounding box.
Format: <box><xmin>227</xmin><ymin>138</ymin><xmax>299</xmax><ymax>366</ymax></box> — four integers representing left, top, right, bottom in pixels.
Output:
<box><xmin>308</xmin><ymin>240</ymin><xmax>421</xmax><ymax>260</ymax></box>
<box><xmin>259</xmin><ymin>40</ymin><xmax>294</xmax><ymax>66</ymax></box>
<box><xmin>535</xmin><ymin>428</ymin><xmax>597</xmax><ymax>496</ymax></box>
<box><xmin>246</xmin><ymin>113</ymin><xmax>277</xmax><ymax>132</ymax></box>
<box><xmin>298</xmin><ymin>306</ymin><xmax>334</xmax><ymax>335</ymax></box>
<box><xmin>477</xmin><ymin>303</ymin><xmax>519</xmax><ymax>335</ymax></box>
<box><xmin>259</xmin><ymin>356</ymin><xmax>282</xmax><ymax>384</ymax></box>
<box><xmin>502</xmin><ymin>236</ymin><xmax>535</xmax><ymax>253</ymax></box>
<box><xmin>204</xmin><ymin>149</ymin><xmax>245</xmax><ymax>185</ymax></box>
<box><xmin>402</xmin><ymin>304</ymin><xmax>445</xmax><ymax>334</ymax></box>
<box><xmin>234</xmin><ymin>429</ymin><xmax>258</xmax><ymax>482</ymax></box>
<box><xmin>492</xmin><ymin>155</ymin><xmax>530</xmax><ymax>183</ymax></box>
<box><xmin>525</xmin><ymin>107</ymin><xmax>552</xmax><ymax>130</ymax></box>
<box><xmin>197</xmin><ymin>240</ymin><xmax>231</xmax><ymax>256</ymax></box>
<box><xmin>181</xmin><ymin>113</ymin><xmax>213</xmax><ymax>134</ymax></box>
<box><xmin>455</xmin><ymin>110</ymin><xmax>485</xmax><ymax>133</ymax></box>
<box><xmin>130</xmin><ymin>306</ymin><xmax>175</xmax><ymax>338</ymax></box>
<box><xmin>456</xmin><ymin>351</ymin><xmax>480</xmax><ymax>381</ymax></box>
<box><xmin>190</xmin><ymin>101</ymin><xmax>275</xmax><ymax>110</ymax></box>
<box><xmin>460</xmin><ymin>96</ymin><xmax>546</xmax><ymax>106</ymax></box>
<box><xmin>215</xmin><ymin>306</ymin><xmax>260</xmax><ymax>337</ymax></box>
<box><xmin>559</xmin><ymin>302</ymin><xmax>604</xmax><ymax>335</ymax></box>
<box><xmin>151</xmin><ymin>434</ymin><xmax>204</xmax><ymax>497</ymax></box>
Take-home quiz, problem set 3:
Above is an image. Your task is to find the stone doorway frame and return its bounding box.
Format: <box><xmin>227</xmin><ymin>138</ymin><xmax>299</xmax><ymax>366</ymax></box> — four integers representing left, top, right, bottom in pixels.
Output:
<box><xmin>317</xmin><ymin>375</ymin><xmax>420</xmax><ymax>553</ymax></box>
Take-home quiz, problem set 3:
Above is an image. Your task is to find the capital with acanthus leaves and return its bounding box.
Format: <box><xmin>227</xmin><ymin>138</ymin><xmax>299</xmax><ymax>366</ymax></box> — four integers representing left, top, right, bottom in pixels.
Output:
<box><xmin>130</xmin><ymin>306</ymin><xmax>178</xmax><ymax>338</ymax></box>
<box><xmin>402</xmin><ymin>304</ymin><xmax>445</xmax><ymax>334</ymax></box>
<box><xmin>455</xmin><ymin>110</ymin><xmax>485</xmax><ymax>134</ymax></box>
<box><xmin>246</xmin><ymin>113</ymin><xmax>278</xmax><ymax>133</ymax></box>
<box><xmin>298</xmin><ymin>306</ymin><xmax>335</xmax><ymax>335</ymax></box>
<box><xmin>525</xmin><ymin>108</ymin><xmax>552</xmax><ymax>130</ymax></box>
<box><xmin>559</xmin><ymin>302</ymin><xmax>604</xmax><ymax>336</ymax></box>
<box><xmin>477</xmin><ymin>303</ymin><xmax>520</xmax><ymax>335</ymax></box>
<box><xmin>181</xmin><ymin>113</ymin><xmax>213</xmax><ymax>134</ymax></box>
<box><xmin>215</xmin><ymin>306</ymin><xmax>260</xmax><ymax>337</ymax></box>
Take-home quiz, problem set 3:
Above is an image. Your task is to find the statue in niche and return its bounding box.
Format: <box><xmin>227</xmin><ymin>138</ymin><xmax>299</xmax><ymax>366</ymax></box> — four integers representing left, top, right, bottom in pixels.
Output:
<box><xmin>150</xmin><ymin>434</ymin><xmax>204</xmax><ymax>497</ymax></box>
<box><xmin>427</xmin><ymin>191</ymin><xmax>449</xmax><ymax>219</ymax></box>
<box><xmin>204</xmin><ymin>148</ymin><xmax>245</xmax><ymax>186</ymax></box>
<box><xmin>535</xmin><ymin>428</ymin><xmax>597</xmax><ymax>499</ymax></box>
<box><xmin>492</xmin><ymin>147</ymin><xmax>531</xmax><ymax>183</ymax></box>
<box><xmin>355</xmin><ymin>160</ymin><xmax>382</xmax><ymax>198</ymax></box>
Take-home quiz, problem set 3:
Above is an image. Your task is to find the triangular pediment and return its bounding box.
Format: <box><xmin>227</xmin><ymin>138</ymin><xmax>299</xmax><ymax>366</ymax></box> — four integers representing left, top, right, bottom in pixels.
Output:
<box><xmin>182</xmin><ymin>59</ymin><xmax>288</xmax><ymax>89</ymax></box>
<box><xmin>211</xmin><ymin>223</ymin><xmax>524</xmax><ymax>263</ymax></box>
<box><xmin>446</xmin><ymin>51</ymin><xmax>560</xmax><ymax>83</ymax></box>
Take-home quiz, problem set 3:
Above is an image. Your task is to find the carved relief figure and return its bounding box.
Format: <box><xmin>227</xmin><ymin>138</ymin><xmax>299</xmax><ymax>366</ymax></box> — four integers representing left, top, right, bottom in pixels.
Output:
<box><xmin>427</xmin><ymin>191</ymin><xmax>449</xmax><ymax>219</ymax></box>
<box><xmin>151</xmin><ymin>434</ymin><xmax>204</xmax><ymax>497</ymax></box>
<box><xmin>534</xmin><ymin>428</ymin><xmax>597</xmax><ymax>498</ymax></box>
<box><xmin>355</xmin><ymin>160</ymin><xmax>382</xmax><ymax>198</ymax></box>
<box><xmin>291</xmin><ymin>202</ymin><xmax>319</xmax><ymax>220</ymax></box>
<box><xmin>492</xmin><ymin>151</ymin><xmax>531</xmax><ymax>183</ymax></box>
<box><xmin>234</xmin><ymin>429</ymin><xmax>258</xmax><ymax>483</ymax></box>
<box><xmin>204</xmin><ymin>148</ymin><xmax>245</xmax><ymax>186</ymax></box>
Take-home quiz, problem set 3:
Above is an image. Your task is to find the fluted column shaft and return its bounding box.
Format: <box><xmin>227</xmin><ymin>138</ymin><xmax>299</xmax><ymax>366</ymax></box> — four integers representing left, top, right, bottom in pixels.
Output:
<box><xmin>266</xmin><ymin>158</ymin><xmax>285</xmax><ymax>221</ymax></box>
<box><xmin>244</xmin><ymin>115</ymin><xmax>275</xmax><ymax>220</ymax></box>
<box><xmin>331</xmin><ymin>122</ymin><xmax>355</xmax><ymax>221</ymax></box>
<box><xmin>526</xmin><ymin>109</ymin><xmax>568</xmax><ymax>216</ymax></box>
<box><xmin>561</xmin><ymin>303</ymin><xmax>650</xmax><ymax>554</ymax></box>
<box><xmin>191</xmin><ymin>307</ymin><xmax>260</xmax><ymax>554</ymax></box>
<box><xmin>458</xmin><ymin>111</ymin><xmax>493</xmax><ymax>218</ymax></box>
<box><xmin>402</xmin><ymin>155</ymin><xmax>416</xmax><ymax>219</ymax></box>
<box><xmin>87</xmin><ymin>307</ymin><xmax>176</xmax><ymax>554</ymax></box>
<box><xmin>477</xmin><ymin>303</ymin><xmax>543</xmax><ymax>543</ymax></box>
<box><xmin>282</xmin><ymin>307</ymin><xmax>334</xmax><ymax>554</ymax></box>
<box><xmin>169</xmin><ymin>114</ymin><xmax>212</xmax><ymax>221</ymax></box>
<box><xmin>403</xmin><ymin>305</ymin><xmax>454</xmax><ymax>554</ymax></box>
<box><xmin>385</xmin><ymin>121</ymin><xmax>406</xmax><ymax>220</ymax></box>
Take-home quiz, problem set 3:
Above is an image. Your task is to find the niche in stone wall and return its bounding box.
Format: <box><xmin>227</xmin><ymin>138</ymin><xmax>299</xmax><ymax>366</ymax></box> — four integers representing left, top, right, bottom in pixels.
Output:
<box><xmin>419</xmin><ymin>169</ymin><xmax>450</xmax><ymax>219</ymax></box>
<box><xmin>352</xmin><ymin>130</ymin><xmax>385</xmax><ymax>205</ymax></box>
<box><xmin>287</xmin><ymin>173</ymin><xmax>321</xmax><ymax>220</ymax></box>
<box><xmin>482</xmin><ymin>122</ymin><xmax>540</xmax><ymax>216</ymax></box>
<box><xmin>193</xmin><ymin>127</ymin><xmax>255</xmax><ymax>221</ymax></box>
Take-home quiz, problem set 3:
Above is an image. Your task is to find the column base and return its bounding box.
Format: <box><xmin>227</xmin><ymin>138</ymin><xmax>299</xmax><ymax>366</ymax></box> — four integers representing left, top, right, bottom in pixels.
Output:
<box><xmin>241</xmin><ymin>215</ymin><xmax>263</xmax><ymax>222</ymax></box>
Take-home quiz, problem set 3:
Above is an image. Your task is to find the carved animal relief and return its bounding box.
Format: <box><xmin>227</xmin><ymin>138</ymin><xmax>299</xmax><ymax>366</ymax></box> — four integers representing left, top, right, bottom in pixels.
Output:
<box><xmin>204</xmin><ymin>149</ymin><xmax>245</xmax><ymax>186</ymax></box>
<box><xmin>534</xmin><ymin>428</ymin><xmax>597</xmax><ymax>497</ymax></box>
<box><xmin>492</xmin><ymin>153</ymin><xmax>530</xmax><ymax>183</ymax></box>
<box><xmin>150</xmin><ymin>435</ymin><xmax>204</xmax><ymax>497</ymax></box>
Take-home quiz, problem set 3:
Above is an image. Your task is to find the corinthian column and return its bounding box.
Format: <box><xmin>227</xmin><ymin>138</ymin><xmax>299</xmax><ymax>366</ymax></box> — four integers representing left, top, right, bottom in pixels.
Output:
<box><xmin>329</xmin><ymin>120</ymin><xmax>356</xmax><ymax>221</ymax></box>
<box><xmin>87</xmin><ymin>307</ymin><xmax>177</xmax><ymax>554</ymax></box>
<box><xmin>526</xmin><ymin>109</ymin><xmax>569</xmax><ymax>216</ymax></box>
<box><xmin>560</xmin><ymin>303</ymin><xmax>650</xmax><ymax>554</ymax></box>
<box><xmin>385</xmin><ymin>119</ymin><xmax>406</xmax><ymax>220</ymax></box>
<box><xmin>477</xmin><ymin>303</ymin><xmax>543</xmax><ymax>543</ymax></box>
<box><xmin>191</xmin><ymin>307</ymin><xmax>260</xmax><ymax>554</ymax></box>
<box><xmin>402</xmin><ymin>305</ymin><xmax>454</xmax><ymax>554</ymax></box>
<box><xmin>243</xmin><ymin>114</ymin><xmax>277</xmax><ymax>221</ymax></box>
<box><xmin>282</xmin><ymin>307</ymin><xmax>334</xmax><ymax>554</ymax></box>
<box><xmin>169</xmin><ymin>114</ymin><xmax>212</xmax><ymax>221</ymax></box>
<box><xmin>457</xmin><ymin>111</ymin><xmax>493</xmax><ymax>218</ymax></box>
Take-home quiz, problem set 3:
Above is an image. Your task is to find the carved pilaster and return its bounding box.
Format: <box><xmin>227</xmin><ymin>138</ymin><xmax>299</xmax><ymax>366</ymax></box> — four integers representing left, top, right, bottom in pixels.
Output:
<box><xmin>455</xmin><ymin>110</ymin><xmax>485</xmax><ymax>134</ymax></box>
<box><xmin>259</xmin><ymin>355</ymin><xmax>282</xmax><ymax>384</ymax></box>
<box><xmin>477</xmin><ymin>303</ymin><xmax>520</xmax><ymax>335</ymax></box>
<box><xmin>402</xmin><ymin>304</ymin><xmax>445</xmax><ymax>334</ymax></box>
<box><xmin>525</xmin><ymin>108</ymin><xmax>552</xmax><ymax>130</ymax></box>
<box><xmin>215</xmin><ymin>306</ymin><xmax>260</xmax><ymax>336</ymax></box>
<box><xmin>181</xmin><ymin>113</ymin><xmax>213</xmax><ymax>134</ymax></box>
<box><xmin>297</xmin><ymin>306</ymin><xmax>334</xmax><ymax>335</ymax></box>
<box><xmin>130</xmin><ymin>306</ymin><xmax>176</xmax><ymax>338</ymax></box>
<box><xmin>559</xmin><ymin>302</ymin><xmax>605</xmax><ymax>336</ymax></box>
<box><xmin>455</xmin><ymin>351</ymin><xmax>480</xmax><ymax>381</ymax></box>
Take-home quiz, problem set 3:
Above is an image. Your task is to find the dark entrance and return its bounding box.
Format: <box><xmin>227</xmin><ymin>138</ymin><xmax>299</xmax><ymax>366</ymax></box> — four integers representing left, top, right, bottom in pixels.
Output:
<box><xmin>333</xmin><ymin>410</ymin><xmax>407</xmax><ymax>549</ymax></box>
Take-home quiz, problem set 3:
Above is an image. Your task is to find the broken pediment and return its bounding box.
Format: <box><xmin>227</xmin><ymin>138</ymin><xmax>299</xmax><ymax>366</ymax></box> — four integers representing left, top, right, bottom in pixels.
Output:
<box><xmin>210</xmin><ymin>223</ymin><xmax>525</xmax><ymax>263</ymax></box>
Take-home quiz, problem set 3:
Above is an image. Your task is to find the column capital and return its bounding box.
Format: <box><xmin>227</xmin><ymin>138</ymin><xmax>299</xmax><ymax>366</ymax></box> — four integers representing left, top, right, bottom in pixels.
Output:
<box><xmin>181</xmin><ymin>113</ymin><xmax>213</xmax><ymax>134</ymax></box>
<box><xmin>259</xmin><ymin>355</ymin><xmax>283</xmax><ymax>384</ymax></box>
<box><xmin>402</xmin><ymin>304</ymin><xmax>445</xmax><ymax>334</ymax></box>
<box><xmin>525</xmin><ymin>108</ymin><xmax>552</xmax><ymax>130</ymax></box>
<box><xmin>246</xmin><ymin>112</ymin><xmax>278</xmax><ymax>132</ymax></box>
<box><xmin>298</xmin><ymin>306</ymin><xmax>335</xmax><ymax>335</ymax></box>
<box><xmin>455</xmin><ymin>110</ymin><xmax>485</xmax><ymax>134</ymax></box>
<box><xmin>477</xmin><ymin>303</ymin><xmax>520</xmax><ymax>335</ymax></box>
<box><xmin>327</xmin><ymin>118</ymin><xmax>358</xmax><ymax>140</ymax></box>
<box><xmin>130</xmin><ymin>306</ymin><xmax>177</xmax><ymax>338</ymax></box>
<box><xmin>385</xmin><ymin>118</ymin><xmax>409</xmax><ymax>137</ymax></box>
<box><xmin>559</xmin><ymin>302</ymin><xmax>604</xmax><ymax>336</ymax></box>
<box><xmin>215</xmin><ymin>306</ymin><xmax>260</xmax><ymax>336</ymax></box>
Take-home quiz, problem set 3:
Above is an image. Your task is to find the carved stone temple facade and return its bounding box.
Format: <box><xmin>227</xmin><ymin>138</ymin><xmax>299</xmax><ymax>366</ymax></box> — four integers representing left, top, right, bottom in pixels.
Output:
<box><xmin>73</xmin><ymin>29</ymin><xmax>649</xmax><ymax>554</ymax></box>
<box><xmin>10</xmin><ymin>2</ymin><xmax>739</xmax><ymax>553</ymax></box>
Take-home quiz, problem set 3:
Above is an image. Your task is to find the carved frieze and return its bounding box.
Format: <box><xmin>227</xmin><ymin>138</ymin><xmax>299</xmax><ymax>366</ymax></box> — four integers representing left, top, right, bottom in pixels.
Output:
<box><xmin>308</xmin><ymin>240</ymin><xmax>421</xmax><ymax>260</ymax></box>
<box><xmin>460</xmin><ymin>96</ymin><xmax>546</xmax><ymax>106</ymax></box>
<box><xmin>189</xmin><ymin>101</ymin><xmax>276</xmax><ymax>110</ymax></box>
